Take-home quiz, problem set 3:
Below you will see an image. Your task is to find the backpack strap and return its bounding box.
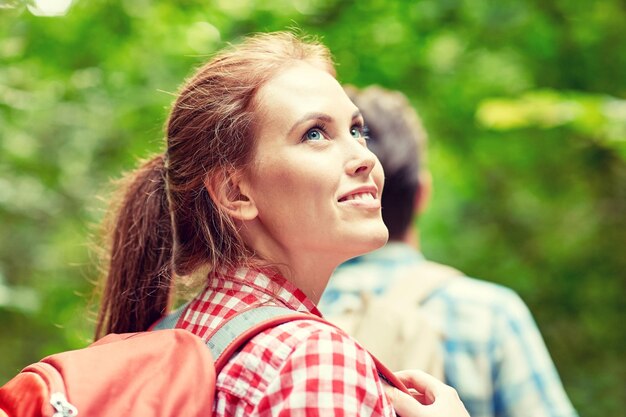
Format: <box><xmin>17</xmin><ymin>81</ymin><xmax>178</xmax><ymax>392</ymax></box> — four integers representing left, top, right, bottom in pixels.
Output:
<box><xmin>151</xmin><ymin>303</ymin><xmax>314</xmax><ymax>369</ymax></box>
<box><xmin>150</xmin><ymin>300</ymin><xmax>192</xmax><ymax>331</ymax></box>
<box><xmin>384</xmin><ymin>260</ymin><xmax>462</xmax><ymax>305</ymax></box>
<box><xmin>153</xmin><ymin>303</ymin><xmax>410</xmax><ymax>394</ymax></box>
<box><xmin>208</xmin><ymin>305</ymin><xmax>309</xmax><ymax>373</ymax></box>
<box><xmin>325</xmin><ymin>260</ymin><xmax>463</xmax><ymax>378</ymax></box>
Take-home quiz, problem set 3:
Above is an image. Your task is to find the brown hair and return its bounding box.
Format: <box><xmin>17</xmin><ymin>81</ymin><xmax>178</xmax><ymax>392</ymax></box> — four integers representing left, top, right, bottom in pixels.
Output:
<box><xmin>95</xmin><ymin>32</ymin><xmax>335</xmax><ymax>339</ymax></box>
<box><xmin>344</xmin><ymin>85</ymin><xmax>428</xmax><ymax>240</ymax></box>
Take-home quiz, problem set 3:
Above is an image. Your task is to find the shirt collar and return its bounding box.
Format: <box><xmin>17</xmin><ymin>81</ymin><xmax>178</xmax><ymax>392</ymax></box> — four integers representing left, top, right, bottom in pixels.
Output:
<box><xmin>213</xmin><ymin>266</ymin><xmax>322</xmax><ymax>316</ymax></box>
<box><xmin>343</xmin><ymin>242</ymin><xmax>424</xmax><ymax>266</ymax></box>
<box><xmin>328</xmin><ymin>242</ymin><xmax>424</xmax><ymax>295</ymax></box>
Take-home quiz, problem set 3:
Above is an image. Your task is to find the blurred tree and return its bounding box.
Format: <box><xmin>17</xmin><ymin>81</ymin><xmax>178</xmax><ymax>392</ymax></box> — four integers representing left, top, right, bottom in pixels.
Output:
<box><xmin>1</xmin><ymin>1</ymin><xmax>624</xmax><ymax>416</ymax></box>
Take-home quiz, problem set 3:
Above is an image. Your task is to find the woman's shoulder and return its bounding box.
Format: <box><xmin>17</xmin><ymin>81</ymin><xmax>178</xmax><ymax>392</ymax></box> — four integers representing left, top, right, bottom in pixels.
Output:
<box><xmin>244</xmin><ymin>317</ymin><xmax>374</xmax><ymax>363</ymax></box>
<box><xmin>216</xmin><ymin>317</ymin><xmax>390</xmax><ymax>414</ymax></box>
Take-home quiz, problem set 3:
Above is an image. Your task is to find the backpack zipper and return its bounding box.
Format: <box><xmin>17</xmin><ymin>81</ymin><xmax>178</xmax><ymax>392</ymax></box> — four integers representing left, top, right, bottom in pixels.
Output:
<box><xmin>23</xmin><ymin>362</ymin><xmax>79</xmax><ymax>416</ymax></box>
<box><xmin>49</xmin><ymin>392</ymin><xmax>78</xmax><ymax>417</ymax></box>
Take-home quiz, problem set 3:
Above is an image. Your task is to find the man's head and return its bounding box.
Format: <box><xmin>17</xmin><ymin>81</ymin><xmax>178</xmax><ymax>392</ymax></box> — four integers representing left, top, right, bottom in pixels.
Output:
<box><xmin>344</xmin><ymin>85</ymin><xmax>429</xmax><ymax>241</ymax></box>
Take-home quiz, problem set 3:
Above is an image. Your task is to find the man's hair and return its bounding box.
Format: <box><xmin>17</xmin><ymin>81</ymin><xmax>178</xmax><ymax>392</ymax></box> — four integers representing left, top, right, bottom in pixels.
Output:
<box><xmin>344</xmin><ymin>85</ymin><xmax>427</xmax><ymax>240</ymax></box>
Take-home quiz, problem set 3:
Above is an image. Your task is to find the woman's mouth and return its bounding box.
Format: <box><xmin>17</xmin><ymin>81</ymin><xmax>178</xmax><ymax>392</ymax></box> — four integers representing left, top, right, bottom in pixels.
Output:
<box><xmin>338</xmin><ymin>191</ymin><xmax>376</xmax><ymax>202</ymax></box>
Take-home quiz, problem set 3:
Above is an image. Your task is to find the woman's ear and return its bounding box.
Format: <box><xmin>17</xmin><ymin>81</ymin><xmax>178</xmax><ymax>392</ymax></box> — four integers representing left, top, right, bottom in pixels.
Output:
<box><xmin>204</xmin><ymin>169</ymin><xmax>258</xmax><ymax>221</ymax></box>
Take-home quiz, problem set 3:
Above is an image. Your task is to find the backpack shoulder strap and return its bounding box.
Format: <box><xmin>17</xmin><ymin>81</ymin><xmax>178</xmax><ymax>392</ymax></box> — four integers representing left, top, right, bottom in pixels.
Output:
<box><xmin>150</xmin><ymin>300</ymin><xmax>192</xmax><ymax>331</ymax></box>
<box><xmin>334</xmin><ymin>260</ymin><xmax>463</xmax><ymax>377</ymax></box>
<box><xmin>151</xmin><ymin>304</ymin><xmax>331</xmax><ymax>372</ymax></box>
<box><xmin>208</xmin><ymin>305</ymin><xmax>309</xmax><ymax>373</ymax></box>
<box><xmin>384</xmin><ymin>260</ymin><xmax>463</xmax><ymax>306</ymax></box>
<box><xmin>153</xmin><ymin>303</ymin><xmax>409</xmax><ymax>394</ymax></box>
<box><xmin>210</xmin><ymin>305</ymin><xmax>410</xmax><ymax>394</ymax></box>
<box><xmin>214</xmin><ymin>306</ymin><xmax>409</xmax><ymax>394</ymax></box>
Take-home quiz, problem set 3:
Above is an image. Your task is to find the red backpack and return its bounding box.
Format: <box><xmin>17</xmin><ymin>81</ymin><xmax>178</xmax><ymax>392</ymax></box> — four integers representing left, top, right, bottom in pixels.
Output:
<box><xmin>0</xmin><ymin>305</ymin><xmax>407</xmax><ymax>417</ymax></box>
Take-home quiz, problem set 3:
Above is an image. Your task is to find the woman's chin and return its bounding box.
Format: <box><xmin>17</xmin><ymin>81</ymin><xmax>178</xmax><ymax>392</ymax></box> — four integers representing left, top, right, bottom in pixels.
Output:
<box><xmin>347</xmin><ymin>226</ymin><xmax>389</xmax><ymax>259</ymax></box>
<box><xmin>368</xmin><ymin>228</ymin><xmax>390</xmax><ymax>252</ymax></box>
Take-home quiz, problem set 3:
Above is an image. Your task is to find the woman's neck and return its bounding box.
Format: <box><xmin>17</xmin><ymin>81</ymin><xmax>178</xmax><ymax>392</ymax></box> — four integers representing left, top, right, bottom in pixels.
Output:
<box><xmin>239</xmin><ymin>223</ymin><xmax>342</xmax><ymax>305</ymax></box>
<box><xmin>268</xmin><ymin>253</ymin><xmax>338</xmax><ymax>305</ymax></box>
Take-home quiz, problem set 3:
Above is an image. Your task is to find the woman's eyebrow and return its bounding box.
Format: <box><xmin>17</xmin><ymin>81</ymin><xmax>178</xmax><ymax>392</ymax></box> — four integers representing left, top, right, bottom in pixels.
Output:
<box><xmin>288</xmin><ymin>112</ymin><xmax>333</xmax><ymax>136</ymax></box>
<box><xmin>351</xmin><ymin>110</ymin><xmax>363</xmax><ymax>121</ymax></box>
<box><xmin>288</xmin><ymin>110</ymin><xmax>362</xmax><ymax>135</ymax></box>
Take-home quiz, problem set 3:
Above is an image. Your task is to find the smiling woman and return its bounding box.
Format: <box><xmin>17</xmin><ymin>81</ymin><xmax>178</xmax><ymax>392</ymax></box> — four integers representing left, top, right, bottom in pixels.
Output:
<box><xmin>94</xmin><ymin>31</ymin><xmax>470</xmax><ymax>417</ymax></box>
<box><xmin>238</xmin><ymin>62</ymin><xmax>387</xmax><ymax>300</ymax></box>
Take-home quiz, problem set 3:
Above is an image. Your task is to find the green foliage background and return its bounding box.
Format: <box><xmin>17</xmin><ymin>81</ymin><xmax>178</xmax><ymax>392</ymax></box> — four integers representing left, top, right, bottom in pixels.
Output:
<box><xmin>1</xmin><ymin>1</ymin><xmax>625</xmax><ymax>415</ymax></box>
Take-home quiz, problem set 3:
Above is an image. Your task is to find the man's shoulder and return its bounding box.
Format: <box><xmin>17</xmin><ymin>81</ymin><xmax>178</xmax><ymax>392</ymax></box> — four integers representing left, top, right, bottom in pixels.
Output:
<box><xmin>449</xmin><ymin>275</ymin><xmax>521</xmax><ymax>299</ymax></box>
<box><xmin>425</xmin><ymin>266</ymin><xmax>532</xmax><ymax>321</ymax></box>
<box><xmin>425</xmin><ymin>261</ymin><xmax>517</xmax><ymax>296</ymax></box>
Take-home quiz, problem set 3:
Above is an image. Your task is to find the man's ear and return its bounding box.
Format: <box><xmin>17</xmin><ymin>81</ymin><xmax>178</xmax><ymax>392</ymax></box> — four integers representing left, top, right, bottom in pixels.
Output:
<box><xmin>204</xmin><ymin>169</ymin><xmax>258</xmax><ymax>221</ymax></box>
<box><xmin>415</xmin><ymin>170</ymin><xmax>432</xmax><ymax>216</ymax></box>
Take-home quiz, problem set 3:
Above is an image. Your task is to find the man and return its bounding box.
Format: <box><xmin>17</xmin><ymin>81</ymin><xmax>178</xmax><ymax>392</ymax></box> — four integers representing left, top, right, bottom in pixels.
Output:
<box><xmin>319</xmin><ymin>85</ymin><xmax>578</xmax><ymax>417</ymax></box>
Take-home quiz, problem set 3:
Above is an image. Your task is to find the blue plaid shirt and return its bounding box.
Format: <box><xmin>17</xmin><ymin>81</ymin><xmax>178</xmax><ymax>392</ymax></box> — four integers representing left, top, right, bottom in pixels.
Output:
<box><xmin>319</xmin><ymin>243</ymin><xmax>578</xmax><ymax>417</ymax></box>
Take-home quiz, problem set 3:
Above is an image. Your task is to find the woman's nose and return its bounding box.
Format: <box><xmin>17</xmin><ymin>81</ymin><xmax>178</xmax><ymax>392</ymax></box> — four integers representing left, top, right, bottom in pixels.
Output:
<box><xmin>345</xmin><ymin>143</ymin><xmax>376</xmax><ymax>177</ymax></box>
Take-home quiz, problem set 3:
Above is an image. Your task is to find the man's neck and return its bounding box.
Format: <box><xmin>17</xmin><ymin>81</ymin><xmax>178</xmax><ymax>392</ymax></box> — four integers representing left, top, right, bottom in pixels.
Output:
<box><xmin>401</xmin><ymin>226</ymin><xmax>421</xmax><ymax>250</ymax></box>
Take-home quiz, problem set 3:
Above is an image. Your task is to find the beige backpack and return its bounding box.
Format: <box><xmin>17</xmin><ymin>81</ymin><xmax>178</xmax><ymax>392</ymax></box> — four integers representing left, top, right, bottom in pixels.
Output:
<box><xmin>325</xmin><ymin>261</ymin><xmax>461</xmax><ymax>381</ymax></box>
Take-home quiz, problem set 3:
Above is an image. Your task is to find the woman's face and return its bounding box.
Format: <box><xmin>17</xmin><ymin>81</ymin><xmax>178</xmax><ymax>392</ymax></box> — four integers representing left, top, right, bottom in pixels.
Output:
<box><xmin>240</xmin><ymin>62</ymin><xmax>388</xmax><ymax>272</ymax></box>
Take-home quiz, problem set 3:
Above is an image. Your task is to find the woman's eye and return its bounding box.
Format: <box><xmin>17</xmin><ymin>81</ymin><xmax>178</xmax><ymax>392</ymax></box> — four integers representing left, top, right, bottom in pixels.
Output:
<box><xmin>304</xmin><ymin>128</ymin><xmax>324</xmax><ymax>141</ymax></box>
<box><xmin>350</xmin><ymin>127</ymin><xmax>362</xmax><ymax>139</ymax></box>
<box><xmin>351</xmin><ymin>125</ymin><xmax>368</xmax><ymax>140</ymax></box>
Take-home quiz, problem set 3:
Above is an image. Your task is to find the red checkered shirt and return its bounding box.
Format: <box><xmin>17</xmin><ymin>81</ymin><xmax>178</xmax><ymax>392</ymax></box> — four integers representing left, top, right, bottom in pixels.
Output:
<box><xmin>177</xmin><ymin>266</ymin><xmax>395</xmax><ymax>416</ymax></box>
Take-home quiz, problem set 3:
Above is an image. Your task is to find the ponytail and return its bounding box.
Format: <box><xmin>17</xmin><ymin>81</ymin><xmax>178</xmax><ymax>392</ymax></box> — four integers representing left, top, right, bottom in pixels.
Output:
<box><xmin>95</xmin><ymin>155</ymin><xmax>173</xmax><ymax>340</ymax></box>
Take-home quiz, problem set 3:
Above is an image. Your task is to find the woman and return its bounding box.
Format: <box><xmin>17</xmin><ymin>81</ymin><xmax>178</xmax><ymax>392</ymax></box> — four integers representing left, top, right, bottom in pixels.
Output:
<box><xmin>95</xmin><ymin>31</ymin><xmax>468</xmax><ymax>417</ymax></box>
